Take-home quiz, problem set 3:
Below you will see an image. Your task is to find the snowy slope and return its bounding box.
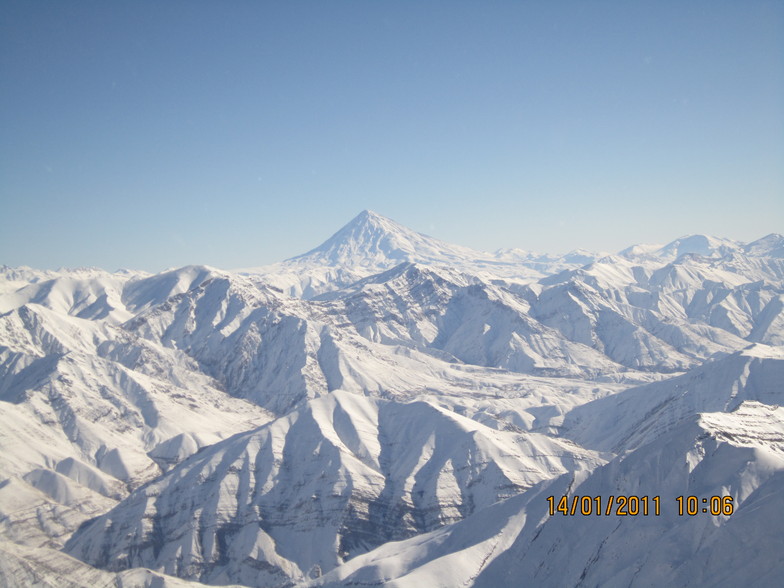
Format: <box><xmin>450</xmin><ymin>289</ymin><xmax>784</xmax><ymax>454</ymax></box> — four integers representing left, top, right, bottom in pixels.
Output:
<box><xmin>744</xmin><ymin>233</ymin><xmax>784</xmax><ymax>258</ymax></box>
<box><xmin>0</xmin><ymin>540</ymin><xmax>235</xmax><ymax>587</ymax></box>
<box><xmin>306</xmin><ymin>401</ymin><xmax>784</xmax><ymax>588</ymax></box>
<box><xmin>562</xmin><ymin>344</ymin><xmax>784</xmax><ymax>453</ymax></box>
<box><xmin>0</xmin><ymin>281</ymin><xmax>272</xmax><ymax>549</ymax></box>
<box><xmin>475</xmin><ymin>401</ymin><xmax>784</xmax><ymax>588</ymax></box>
<box><xmin>314</xmin><ymin>262</ymin><xmax>627</xmax><ymax>378</ymax></box>
<box><xmin>65</xmin><ymin>390</ymin><xmax>605</xmax><ymax>586</ymax></box>
<box><xmin>117</xmin><ymin>263</ymin><xmax>658</xmax><ymax>417</ymax></box>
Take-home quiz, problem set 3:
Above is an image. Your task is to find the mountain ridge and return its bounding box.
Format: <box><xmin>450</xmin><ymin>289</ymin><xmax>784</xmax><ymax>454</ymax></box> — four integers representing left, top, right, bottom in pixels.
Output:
<box><xmin>1</xmin><ymin>210</ymin><xmax>783</xmax><ymax>587</ymax></box>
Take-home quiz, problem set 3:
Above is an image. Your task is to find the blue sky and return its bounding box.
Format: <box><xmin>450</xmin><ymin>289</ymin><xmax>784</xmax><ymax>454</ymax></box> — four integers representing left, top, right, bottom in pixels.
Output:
<box><xmin>2</xmin><ymin>1</ymin><xmax>782</xmax><ymax>271</ymax></box>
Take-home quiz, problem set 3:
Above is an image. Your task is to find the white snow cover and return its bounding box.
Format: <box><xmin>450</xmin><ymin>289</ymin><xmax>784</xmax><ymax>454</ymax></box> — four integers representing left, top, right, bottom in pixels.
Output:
<box><xmin>1</xmin><ymin>211</ymin><xmax>783</xmax><ymax>586</ymax></box>
<box><xmin>305</xmin><ymin>400</ymin><xmax>784</xmax><ymax>588</ymax></box>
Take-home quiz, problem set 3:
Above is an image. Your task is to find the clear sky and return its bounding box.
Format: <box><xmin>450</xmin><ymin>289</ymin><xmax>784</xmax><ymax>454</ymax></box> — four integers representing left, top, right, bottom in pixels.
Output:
<box><xmin>2</xmin><ymin>1</ymin><xmax>782</xmax><ymax>272</ymax></box>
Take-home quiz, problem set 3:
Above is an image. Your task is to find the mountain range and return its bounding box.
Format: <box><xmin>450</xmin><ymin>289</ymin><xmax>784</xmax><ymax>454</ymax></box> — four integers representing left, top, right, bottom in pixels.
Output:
<box><xmin>1</xmin><ymin>210</ymin><xmax>783</xmax><ymax>586</ymax></box>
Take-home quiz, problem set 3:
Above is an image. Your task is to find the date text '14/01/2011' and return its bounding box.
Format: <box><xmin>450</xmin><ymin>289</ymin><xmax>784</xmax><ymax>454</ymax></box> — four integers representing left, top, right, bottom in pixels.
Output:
<box><xmin>547</xmin><ymin>495</ymin><xmax>735</xmax><ymax>517</ymax></box>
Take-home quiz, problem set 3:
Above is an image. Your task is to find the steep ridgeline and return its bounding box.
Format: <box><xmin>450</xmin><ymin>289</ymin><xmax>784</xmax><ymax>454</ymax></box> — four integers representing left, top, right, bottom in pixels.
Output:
<box><xmin>301</xmin><ymin>354</ymin><xmax>784</xmax><ymax>587</ymax></box>
<box><xmin>0</xmin><ymin>268</ymin><xmax>273</xmax><ymax>549</ymax></box>
<box><xmin>304</xmin><ymin>402</ymin><xmax>784</xmax><ymax>588</ymax></box>
<box><xmin>65</xmin><ymin>391</ymin><xmax>605</xmax><ymax>586</ymax></box>
<box><xmin>1</xmin><ymin>214</ymin><xmax>783</xmax><ymax>586</ymax></box>
<box><xmin>123</xmin><ymin>261</ymin><xmax>646</xmax><ymax>417</ymax></box>
<box><xmin>561</xmin><ymin>344</ymin><xmax>784</xmax><ymax>453</ymax></box>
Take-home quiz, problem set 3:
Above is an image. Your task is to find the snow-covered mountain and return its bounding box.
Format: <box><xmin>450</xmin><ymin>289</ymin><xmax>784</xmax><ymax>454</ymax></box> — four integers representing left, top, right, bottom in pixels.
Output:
<box><xmin>1</xmin><ymin>211</ymin><xmax>783</xmax><ymax>586</ymax></box>
<box><xmin>307</xmin><ymin>399</ymin><xmax>784</xmax><ymax>588</ymax></box>
<box><xmin>64</xmin><ymin>390</ymin><xmax>605</xmax><ymax>586</ymax></box>
<box><xmin>239</xmin><ymin>210</ymin><xmax>573</xmax><ymax>298</ymax></box>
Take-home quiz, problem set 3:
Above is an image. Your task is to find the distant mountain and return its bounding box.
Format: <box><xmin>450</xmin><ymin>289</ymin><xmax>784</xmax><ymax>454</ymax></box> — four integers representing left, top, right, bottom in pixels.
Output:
<box><xmin>618</xmin><ymin>233</ymin><xmax>778</xmax><ymax>262</ymax></box>
<box><xmin>289</xmin><ymin>210</ymin><xmax>485</xmax><ymax>268</ymax></box>
<box><xmin>656</xmin><ymin>234</ymin><xmax>742</xmax><ymax>260</ymax></box>
<box><xmin>240</xmin><ymin>211</ymin><xmax>598</xmax><ymax>298</ymax></box>
<box><xmin>745</xmin><ymin>233</ymin><xmax>784</xmax><ymax>258</ymax></box>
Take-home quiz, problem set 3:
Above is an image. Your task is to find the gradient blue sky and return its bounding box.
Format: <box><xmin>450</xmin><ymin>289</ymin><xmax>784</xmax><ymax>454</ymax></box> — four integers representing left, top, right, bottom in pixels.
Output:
<box><xmin>2</xmin><ymin>1</ymin><xmax>783</xmax><ymax>271</ymax></box>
